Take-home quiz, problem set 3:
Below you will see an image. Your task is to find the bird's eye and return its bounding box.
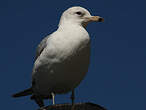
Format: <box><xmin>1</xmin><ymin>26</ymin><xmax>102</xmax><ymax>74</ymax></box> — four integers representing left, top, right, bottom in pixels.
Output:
<box><xmin>76</xmin><ymin>11</ymin><xmax>82</xmax><ymax>15</ymax></box>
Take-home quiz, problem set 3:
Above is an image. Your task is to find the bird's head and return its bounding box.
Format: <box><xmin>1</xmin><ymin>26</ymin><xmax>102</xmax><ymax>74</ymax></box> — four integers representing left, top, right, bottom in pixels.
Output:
<box><xmin>59</xmin><ymin>6</ymin><xmax>104</xmax><ymax>27</ymax></box>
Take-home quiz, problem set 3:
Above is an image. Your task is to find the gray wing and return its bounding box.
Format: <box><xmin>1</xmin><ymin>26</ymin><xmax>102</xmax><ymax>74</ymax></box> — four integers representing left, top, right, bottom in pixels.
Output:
<box><xmin>35</xmin><ymin>35</ymin><xmax>50</xmax><ymax>60</ymax></box>
<box><xmin>32</xmin><ymin>35</ymin><xmax>50</xmax><ymax>85</ymax></box>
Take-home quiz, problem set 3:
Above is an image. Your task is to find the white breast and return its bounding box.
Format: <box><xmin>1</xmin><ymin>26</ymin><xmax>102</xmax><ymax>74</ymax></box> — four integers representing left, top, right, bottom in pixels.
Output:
<box><xmin>46</xmin><ymin>25</ymin><xmax>90</xmax><ymax>59</ymax></box>
<box><xmin>33</xmin><ymin>24</ymin><xmax>90</xmax><ymax>96</ymax></box>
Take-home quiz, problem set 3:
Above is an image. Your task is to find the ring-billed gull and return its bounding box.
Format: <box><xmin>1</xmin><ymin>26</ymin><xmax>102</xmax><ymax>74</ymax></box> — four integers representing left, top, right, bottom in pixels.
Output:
<box><xmin>12</xmin><ymin>6</ymin><xmax>104</xmax><ymax>109</ymax></box>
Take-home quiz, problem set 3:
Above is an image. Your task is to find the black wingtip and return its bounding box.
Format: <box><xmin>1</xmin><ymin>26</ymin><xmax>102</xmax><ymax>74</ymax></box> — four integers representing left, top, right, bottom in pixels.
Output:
<box><xmin>12</xmin><ymin>93</ymin><xmax>20</xmax><ymax>98</ymax></box>
<box><xmin>12</xmin><ymin>88</ymin><xmax>32</xmax><ymax>98</ymax></box>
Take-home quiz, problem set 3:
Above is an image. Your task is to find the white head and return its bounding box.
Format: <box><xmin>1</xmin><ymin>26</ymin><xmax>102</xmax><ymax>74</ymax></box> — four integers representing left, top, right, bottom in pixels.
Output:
<box><xmin>59</xmin><ymin>6</ymin><xmax>104</xmax><ymax>27</ymax></box>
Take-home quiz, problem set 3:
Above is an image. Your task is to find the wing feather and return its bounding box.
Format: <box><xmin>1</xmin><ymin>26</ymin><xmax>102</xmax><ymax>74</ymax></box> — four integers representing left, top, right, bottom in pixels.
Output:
<box><xmin>35</xmin><ymin>35</ymin><xmax>50</xmax><ymax>60</ymax></box>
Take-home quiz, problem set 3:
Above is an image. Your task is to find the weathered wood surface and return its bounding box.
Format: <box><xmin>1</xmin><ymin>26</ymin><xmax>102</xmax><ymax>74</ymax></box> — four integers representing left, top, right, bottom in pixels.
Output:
<box><xmin>39</xmin><ymin>102</ymin><xmax>106</xmax><ymax>110</ymax></box>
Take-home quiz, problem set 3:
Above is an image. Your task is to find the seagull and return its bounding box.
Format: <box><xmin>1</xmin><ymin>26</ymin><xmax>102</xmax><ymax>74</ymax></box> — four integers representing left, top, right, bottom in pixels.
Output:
<box><xmin>12</xmin><ymin>6</ymin><xmax>104</xmax><ymax>109</ymax></box>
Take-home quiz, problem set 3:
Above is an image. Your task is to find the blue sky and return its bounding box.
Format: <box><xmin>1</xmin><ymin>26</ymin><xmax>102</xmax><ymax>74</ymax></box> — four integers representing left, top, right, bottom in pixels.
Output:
<box><xmin>0</xmin><ymin>0</ymin><xmax>146</xmax><ymax>110</ymax></box>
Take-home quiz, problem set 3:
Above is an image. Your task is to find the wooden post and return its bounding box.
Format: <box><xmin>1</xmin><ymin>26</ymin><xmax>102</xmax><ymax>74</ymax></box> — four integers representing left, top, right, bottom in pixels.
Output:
<box><xmin>39</xmin><ymin>102</ymin><xmax>106</xmax><ymax>110</ymax></box>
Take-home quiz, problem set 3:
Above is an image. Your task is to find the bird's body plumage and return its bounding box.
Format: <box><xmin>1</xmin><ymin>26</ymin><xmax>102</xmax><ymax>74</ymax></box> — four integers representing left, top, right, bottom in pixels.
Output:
<box><xmin>32</xmin><ymin>24</ymin><xmax>90</xmax><ymax>97</ymax></box>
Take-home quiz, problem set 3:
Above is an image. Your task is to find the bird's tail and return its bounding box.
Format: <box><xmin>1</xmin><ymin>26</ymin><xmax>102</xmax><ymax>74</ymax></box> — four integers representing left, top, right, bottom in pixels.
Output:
<box><xmin>12</xmin><ymin>88</ymin><xmax>32</xmax><ymax>98</ymax></box>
